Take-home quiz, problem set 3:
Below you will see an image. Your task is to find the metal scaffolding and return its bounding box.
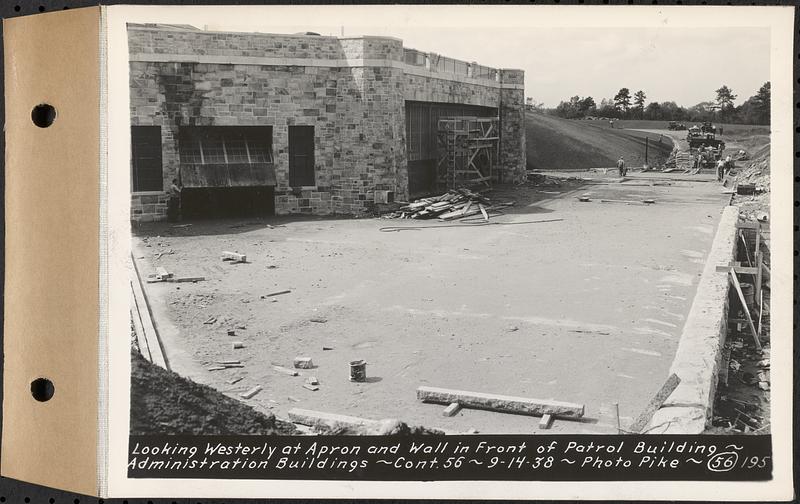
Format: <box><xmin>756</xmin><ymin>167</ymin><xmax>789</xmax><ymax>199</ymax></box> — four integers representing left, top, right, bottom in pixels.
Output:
<box><xmin>436</xmin><ymin>116</ymin><xmax>499</xmax><ymax>190</ymax></box>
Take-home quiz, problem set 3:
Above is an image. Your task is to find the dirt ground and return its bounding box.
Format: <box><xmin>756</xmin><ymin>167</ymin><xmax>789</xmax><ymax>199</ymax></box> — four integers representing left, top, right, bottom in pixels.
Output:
<box><xmin>133</xmin><ymin>173</ymin><xmax>731</xmax><ymax>434</ymax></box>
<box><xmin>130</xmin><ymin>350</ymin><xmax>298</xmax><ymax>435</ymax></box>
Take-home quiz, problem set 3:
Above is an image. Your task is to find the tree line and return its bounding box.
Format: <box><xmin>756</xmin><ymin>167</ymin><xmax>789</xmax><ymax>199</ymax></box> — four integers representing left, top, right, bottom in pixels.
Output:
<box><xmin>540</xmin><ymin>82</ymin><xmax>770</xmax><ymax>125</ymax></box>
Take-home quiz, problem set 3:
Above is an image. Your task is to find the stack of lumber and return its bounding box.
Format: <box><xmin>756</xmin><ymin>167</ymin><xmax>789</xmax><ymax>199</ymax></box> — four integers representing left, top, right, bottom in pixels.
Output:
<box><xmin>383</xmin><ymin>189</ymin><xmax>508</xmax><ymax>221</ymax></box>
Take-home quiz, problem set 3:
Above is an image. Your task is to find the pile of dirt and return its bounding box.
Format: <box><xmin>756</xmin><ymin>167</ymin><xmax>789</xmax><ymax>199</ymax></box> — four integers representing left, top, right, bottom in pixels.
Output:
<box><xmin>730</xmin><ymin>145</ymin><xmax>770</xmax><ymax>221</ymax></box>
<box><xmin>310</xmin><ymin>418</ymin><xmax>446</xmax><ymax>436</ymax></box>
<box><xmin>130</xmin><ymin>350</ymin><xmax>297</xmax><ymax>435</ymax></box>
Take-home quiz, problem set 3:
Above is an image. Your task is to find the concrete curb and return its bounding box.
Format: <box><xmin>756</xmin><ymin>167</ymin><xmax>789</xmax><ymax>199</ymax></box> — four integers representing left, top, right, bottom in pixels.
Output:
<box><xmin>645</xmin><ymin>206</ymin><xmax>739</xmax><ymax>434</ymax></box>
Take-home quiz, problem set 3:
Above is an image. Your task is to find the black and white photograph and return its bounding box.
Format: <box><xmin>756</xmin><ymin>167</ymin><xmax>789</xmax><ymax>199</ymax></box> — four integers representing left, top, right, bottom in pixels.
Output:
<box><xmin>110</xmin><ymin>4</ymin><xmax>792</xmax><ymax>495</ymax></box>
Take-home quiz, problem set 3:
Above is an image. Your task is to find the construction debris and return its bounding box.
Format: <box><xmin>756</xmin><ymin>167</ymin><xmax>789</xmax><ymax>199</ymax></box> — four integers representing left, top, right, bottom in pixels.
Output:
<box><xmin>302</xmin><ymin>384</ymin><xmax>320</xmax><ymax>392</ymax></box>
<box><xmin>203</xmin><ymin>316</ymin><xmax>217</xmax><ymax>325</ymax></box>
<box><xmin>264</xmin><ymin>290</ymin><xmax>291</xmax><ymax>297</ymax></box>
<box><xmin>232</xmin><ymin>341</ymin><xmax>245</xmax><ymax>349</ymax></box>
<box><xmin>293</xmin><ymin>357</ymin><xmax>314</xmax><ymax>369</ymax></box>
<box><xmin>629</xmin><ymin>373</ymin><xmax>681</xmax><ymax>433</ymax></box>
<box><xmin>538</xmin><ymin>414</ymin><xmax>554</xmax><ymax>430</ymax></box>
<box><xmin>442</xmin><ymin>402</ymin><xmax>462</xmax><ymax>417</ymax></box>
<box><xmin>382</xmin><ymin>188</ymin><xmax>512</xmax><ymax>221</ymax></box>
<box><xmin>306</xmin><ymin>376</ymin><xmax>319</xmax><ymax>386</ymax></box>
<box><xmin>417</xmin><ymin>386</ymin><xmax>585</xmax><ymax>418</ymax></box>
<box><xmin>239</xmin><ymin>385</ymin><xmax>262</xmax><ymax>399</ymax></box>
<box><xmin>273</xmin><ymin>365</ymin><xmax>299</xmax><ymax>376</ymax></box>
<box><xmin>222</xmin><ymin>251</ymin><xmax>247</xmax><ymax>263</ymax></box>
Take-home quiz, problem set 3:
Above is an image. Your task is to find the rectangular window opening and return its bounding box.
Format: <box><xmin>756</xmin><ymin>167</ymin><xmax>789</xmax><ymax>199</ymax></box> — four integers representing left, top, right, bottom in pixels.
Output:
<box><xmin>131</xmin><ymin>126</ymin><xmax>163</xmax><ymax>192</ymax></box>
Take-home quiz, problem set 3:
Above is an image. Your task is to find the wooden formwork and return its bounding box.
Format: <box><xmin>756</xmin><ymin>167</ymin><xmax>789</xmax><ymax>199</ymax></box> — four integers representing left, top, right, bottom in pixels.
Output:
<box><xmin>436</xmin><ymin>116</ymin><xmax>499</xmax><ymax>190</ymax></box>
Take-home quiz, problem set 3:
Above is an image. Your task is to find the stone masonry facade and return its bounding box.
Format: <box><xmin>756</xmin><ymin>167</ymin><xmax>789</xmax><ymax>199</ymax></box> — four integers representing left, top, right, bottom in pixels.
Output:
<box><xmin>128</xmin><ymin>25</ymin><xmax>525</xmax><ymax>221</ymax></box>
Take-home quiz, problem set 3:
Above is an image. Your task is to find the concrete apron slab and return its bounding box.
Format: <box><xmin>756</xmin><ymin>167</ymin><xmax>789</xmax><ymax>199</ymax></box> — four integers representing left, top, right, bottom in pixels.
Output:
<box><xmin>646</xmin><ymin>206</ymin><xmax>739</xmax><ymax>434</ymax></box>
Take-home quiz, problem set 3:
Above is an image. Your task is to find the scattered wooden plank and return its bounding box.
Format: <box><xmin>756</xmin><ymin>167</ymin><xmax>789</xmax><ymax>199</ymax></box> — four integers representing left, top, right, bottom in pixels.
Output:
<box><xmin>288</xmin><ymin>408</ymin><xmax>380</xmax><ymax>429</ymax></box>
<box><xmin>538</xmin><ymin>414</ymin><xmax>554</xmax><ymax>430</ymax></box>
<box><xmin>217</xmin><ymin>359</ymin><xmax>241</xmax><ymax>365</ymax></box>
<box><xmin>232</xmin><ymin>341</ymin><xmax>245</xmax><ymax>349</ymax></box>
<box><xmin>442</xmin><ymin>402</ymin><xmax>462</xmax><ymax>417</ymax></box>
<box><xmin>228</xmin><ymin>377</ymin><xmax>243</xmax><ymax>385</ymax></box>
<box><xmin>170</xmin><ymin>276</ymin><xmax>206</xmax><ymax>283</ymax></box>
<box><xmin>417</xmin><ymin>386</ymin><xmax>585</xmax><ymax>418</ymax></box>
<box><xmin>155</xmin><ymin>266</ymin><xmax>172</xmax><ymax>280</ymax></box>
<box><xmin>130</xmin><ymin>256</ymin><xmax>168</xmax><ymax>369</ymax></box>
<box><xmin>207</xmin><ymin>366</ymin><xmax>227</xmax><ymax>372</ymax></box>
<box><xmin>629</xmin><ymin>373</ymin><xmax>681</xmax><ymax>433</ymax></box>
<box><xmin>203</xmin><ymin>316</ymin><xmax>217</xmax><ymax>325</ymax></box>
<box><xmin>729</xmin><ymin>271</ymin><xmax>762</xmax><ymax>351</ymax></box>
<box><xmin>273</xmin><ymin>365</ymin><xmax>299</xmax><ymax>376</ymax></box>
<box><xmin>222</xmin><ymin>251</ymin><xmax>247</xmax><ymax>263</ymax></box>
<box><xmin>302</xmin><ymin>384</ymin><xmax>320</xmax><ymax>392</ymax></box>
<box><xmin>239</xmin><ymin>385</ymin><xmax>262</xmax><ymax>399</ymax></box>
<box><xmin>294</xmin><ymin>357</ymin><xmax>314</xmax><ymax>369</ymax></box>
<box><xmin>478</xmin><ymin>204</ymin><xmax>489</xmax><ymax>221</ymax></box>
<box><xmin>265</xmin><ymin>290</ymin><xmax>291</xmax><ymax>297</ymax></box>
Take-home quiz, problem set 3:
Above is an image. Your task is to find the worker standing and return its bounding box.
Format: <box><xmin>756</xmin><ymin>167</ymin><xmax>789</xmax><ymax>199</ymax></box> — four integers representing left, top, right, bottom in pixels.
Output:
<box><xmin>617</xmin><ymin>156</ymin><xmax>626</xmax><ymax>177</ymax></box>
<box><xmin>167</xmin><ymin>177</ymin><xmax>182</xmax><ymax>222</ymax></box>
<box><xmin>716</xmin><ymin>158</ymin><xmax>726</xmax><ymax>182</ymax></box>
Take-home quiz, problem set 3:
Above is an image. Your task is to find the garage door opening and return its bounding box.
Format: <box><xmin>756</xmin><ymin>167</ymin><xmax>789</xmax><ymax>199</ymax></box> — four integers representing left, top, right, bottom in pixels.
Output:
<box><xmin>181</xmin><ymin>186</ymin><xmax>275</xmax><ymax>219</ymax></box>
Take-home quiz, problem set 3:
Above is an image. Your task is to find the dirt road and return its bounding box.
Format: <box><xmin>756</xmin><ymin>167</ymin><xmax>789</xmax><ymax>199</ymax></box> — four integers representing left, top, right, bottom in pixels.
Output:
<box><xmin>134</xmin><ymin>177</ymin><xmax>730</xmax><ymax>434</ymax></box>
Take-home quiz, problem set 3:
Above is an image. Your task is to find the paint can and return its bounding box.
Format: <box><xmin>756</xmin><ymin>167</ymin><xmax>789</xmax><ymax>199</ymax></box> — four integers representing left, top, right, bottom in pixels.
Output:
<box><xmin>349</xmin><ymin>359</ymin><xmax>367</xmax><ymax>382</ymax></box>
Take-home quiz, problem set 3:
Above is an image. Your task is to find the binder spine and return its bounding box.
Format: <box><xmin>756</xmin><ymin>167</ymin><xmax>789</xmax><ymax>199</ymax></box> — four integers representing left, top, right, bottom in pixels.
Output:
<box><xmin>2</xmin><ymin>7</ymin><xmax>103</xmax><ymax>496</ymax></box>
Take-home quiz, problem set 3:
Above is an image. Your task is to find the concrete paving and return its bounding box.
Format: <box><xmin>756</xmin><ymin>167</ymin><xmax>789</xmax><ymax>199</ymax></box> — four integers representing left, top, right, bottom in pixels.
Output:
<box><xmin>133</xmin><ymin>176</ymin><xmax>731</xmax><ymax>434</ymax></box>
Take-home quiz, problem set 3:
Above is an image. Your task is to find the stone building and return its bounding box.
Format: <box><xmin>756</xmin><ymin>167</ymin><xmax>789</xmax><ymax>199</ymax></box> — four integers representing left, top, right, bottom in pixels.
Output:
<box><xmin>128</xmin><ymin>24</ymin><xmax>525</xmax><ymax>221</ymax></box>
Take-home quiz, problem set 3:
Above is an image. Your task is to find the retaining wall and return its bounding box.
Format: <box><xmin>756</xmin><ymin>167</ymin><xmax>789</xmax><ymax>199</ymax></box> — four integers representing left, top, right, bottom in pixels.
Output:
<box><xmin>645</xmin><ymin>205</ymin><xmax>739</xmax><ymax>433</ymax></box>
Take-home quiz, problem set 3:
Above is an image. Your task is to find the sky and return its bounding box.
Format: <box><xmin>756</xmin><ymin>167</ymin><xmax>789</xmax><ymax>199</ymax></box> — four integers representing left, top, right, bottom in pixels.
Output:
<box><xmin>188</xmin><ymin>6</ymin><xmax>772</xmax><ymax>110</ymax></box>
<box><xmin>206</xmin><ymin>23</ymin><xmax>770</xmax><ymax>108</ymax></box>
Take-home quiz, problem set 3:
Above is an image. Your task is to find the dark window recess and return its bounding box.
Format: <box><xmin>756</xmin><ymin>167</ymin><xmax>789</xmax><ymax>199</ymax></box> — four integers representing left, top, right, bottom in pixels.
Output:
<box><xmin>178</xmin><ymin>126</ymin><xmax>273</xmax><ymax>165</ymax></box>
<box><xmin>289</xmin><ymin>126</ymin><xmax>315</xmax><ymax>187</ymax></box>
<box><xmin>131</xmin><ymin>126</ymin><xmax>163</xmax><ymax>192</ymax></box>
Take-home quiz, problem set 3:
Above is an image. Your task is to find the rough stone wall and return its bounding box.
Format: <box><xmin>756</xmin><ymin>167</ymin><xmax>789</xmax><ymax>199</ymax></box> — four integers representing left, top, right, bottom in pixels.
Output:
<box><xmin>129</xmin><ymin>27</ymin><xmax>349</xmax><ymax>60</ymax></box>
<box><xmin>402</xmin><ymin>73</ymin><xmax>501</xmax><ymax>108</ymax></box>
<box><xmin>646</xmin><ymin>206</ymin><xmax>739</xmax><ymax>434</ymax></box>
<box><xmin>499</xmin><ymin>69</ymin><xmax>527</xmax><ymax>184</ymax></box>
<box><xmin>128</xmin><ymin>27</ymin><xmax>523</xmax><ymax>219</ymax></box>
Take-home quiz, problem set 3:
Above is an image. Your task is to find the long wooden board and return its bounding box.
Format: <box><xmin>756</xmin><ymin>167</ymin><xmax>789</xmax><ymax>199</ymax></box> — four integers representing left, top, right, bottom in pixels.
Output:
<box><xmin>130</xmin><ymin>256</ymin><xmax>168</xmax><ymax>369</ymax></box>
<box><xmin>629</xmin><ymin>373</ymin><xmax>681</xmax><ymax>433</ymax></box>
<box><xmin>417</xmin><ymin>386</ymin><xmax>585</xmax><ymax>418</ymax></box>
<box><xmin>729</xmin><ymin>270</ymin><xmax>762</xmax><ymax>351</ymax></box>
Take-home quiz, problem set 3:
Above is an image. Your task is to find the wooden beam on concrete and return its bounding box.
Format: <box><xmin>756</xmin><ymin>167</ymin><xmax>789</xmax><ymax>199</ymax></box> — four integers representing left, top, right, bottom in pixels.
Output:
<box><xmin>130</xmin><ymin>256</ymin><xmax>168</xmax><ymax>369</ymax></box>
<box><xmin>629</xmin><ymin>373</ymin><xmax>681</xmax><ymax>433</ymax></box>
<box><xmin>417</xmin><ymin>386</ymin><xmax>585</xmax><ymax>418</ymax></box>
<box><xmin>222</xmin><ymin>251</ymin><xmax>247</xmax><ymax>263</ymax></box>
<box><xmin>288</xmin><ymin>408</ymin><xmax>379</xmax><ymax>429</ymax></box>
<box><xmin>729</xmin><ymin>270</ymin><xmax>762</xmax><ymax>351</ymax></box>
<box><xmin>442</xmin><ymin>403</ymin><xmax>461</xmax><ymax>417</ymax></box>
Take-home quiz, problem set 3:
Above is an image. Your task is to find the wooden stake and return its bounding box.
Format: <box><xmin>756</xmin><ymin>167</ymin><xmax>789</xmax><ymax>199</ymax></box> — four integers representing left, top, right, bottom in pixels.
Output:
<box><xmin>755</xmin><ymin>251</ymin><xmax>763</xmax><ymax>306</ymax></box>
<box><xmin>757</xmin><ymin>290</ymin><xmax>764</xmax><ymax>338</ymax></box>
<box><xmin>629</xmin><ymin>373</ymin><xmax>681</xmax><ymax>433</ymax></box>
<box><xmin>729</xmin><ymin>270</ymin><xmax>762</xmax><ymax>351</ymax></box>
<box><xmin>613</xmin><ymin>402</ymin><xmax>621</xmax><ymax>434</ymax></box>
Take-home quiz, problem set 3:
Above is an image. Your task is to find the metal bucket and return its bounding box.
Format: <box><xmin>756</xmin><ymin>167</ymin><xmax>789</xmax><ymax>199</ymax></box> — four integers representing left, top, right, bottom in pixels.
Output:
<box><xmin>349</xmin><ymin>359</ymin><xmax>367</xmax><ymax>382</ymax></box>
